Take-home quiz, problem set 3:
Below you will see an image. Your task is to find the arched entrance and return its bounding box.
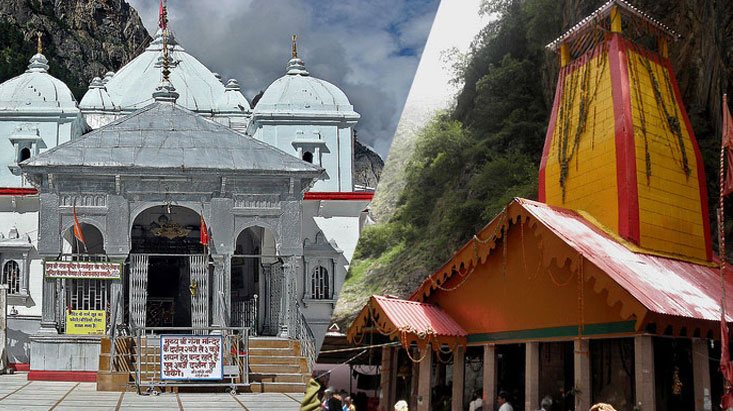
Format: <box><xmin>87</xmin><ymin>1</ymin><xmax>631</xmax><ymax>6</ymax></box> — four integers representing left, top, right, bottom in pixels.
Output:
<box><xmin>231</xmin><ymin>226</ymin><xmax>279</xmax><ymax>335</ymax></box>
<box><xmin>128</xmin><ymin>205</ymin><xmax>209</xmax><ymax>331</ymax></box>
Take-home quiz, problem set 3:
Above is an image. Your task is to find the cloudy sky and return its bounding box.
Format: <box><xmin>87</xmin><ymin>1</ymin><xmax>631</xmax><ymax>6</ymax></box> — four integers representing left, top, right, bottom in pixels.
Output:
<box><xmin>126</xmin><ymin>0</ymin><xmax>440</xmax><ymax>158</ymax></box>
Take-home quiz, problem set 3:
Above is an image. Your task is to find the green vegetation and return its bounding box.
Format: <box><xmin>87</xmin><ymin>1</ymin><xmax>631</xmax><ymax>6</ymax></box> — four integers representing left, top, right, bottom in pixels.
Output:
<box><xmin>334</xmin><ymin>0</ymin><xmax>733</xmax><ymax>327</ymax></box>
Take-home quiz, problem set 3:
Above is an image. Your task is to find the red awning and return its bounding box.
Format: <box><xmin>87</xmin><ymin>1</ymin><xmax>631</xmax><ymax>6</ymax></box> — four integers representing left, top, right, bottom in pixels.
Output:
<box><xmin>348</xmin><ymin>295</ymin><xmax>466</xmax><ymax>351</ymax></box>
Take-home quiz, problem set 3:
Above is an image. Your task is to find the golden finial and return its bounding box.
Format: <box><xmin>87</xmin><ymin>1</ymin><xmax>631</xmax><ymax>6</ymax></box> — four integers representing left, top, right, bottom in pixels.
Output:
<box><xmin>36</xmin><ymin>32</ymin><xmax>42</xmax><ymax>54</ymax></box>
<box><xmin>291</xmin><ymin>34</ymin><xmax>298</xmax><ymax>59</ymax></box>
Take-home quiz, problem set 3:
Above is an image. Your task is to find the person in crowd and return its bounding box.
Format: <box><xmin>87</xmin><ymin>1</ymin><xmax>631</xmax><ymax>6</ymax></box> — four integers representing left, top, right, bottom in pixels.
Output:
<box><xmin>343</xmin><ymin>395</ymin><xmax>356</xmax><ymax>411</ymax></box>
<box><xmin>322</xmin><ymin>387</ymin><xmax>335</xmax><ymax>410</ymax></box>
<box><xmin>300</xmin><ymin>371</ymin><xmax>323</xmax><ymax>411</ymax></box>
<box><xmin>326</xmin><ymin>394</ymin><xmax>343</xmax><ymax>411</ymax></box>
<box><xmin>394</xmin><ymin>400</ymin><xmax>408</xmax><ymax>411</ymax></box>
<box><xmin>497</xmin><ymin>390</ymin><xmax>514</xmax><ymax>411</ymax></box>
<box><xmin>538</xmin><ymin>395</ymin><xmax>552</xmax><ymax>411</ymax></box>
<box><xmin>468</xmin><ymin>390</ymin><xmax>483</xmax><ymax>411</ymax></box>
<box><xmin>589</xmin><ymin>404</ymin><xmax>616</xmax><ymax>411</ymax></box>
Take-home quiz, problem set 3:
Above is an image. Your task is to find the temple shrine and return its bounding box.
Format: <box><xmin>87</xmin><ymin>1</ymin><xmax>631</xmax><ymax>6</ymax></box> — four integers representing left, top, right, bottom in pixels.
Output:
<box><xmin>348</xmin><ymin>1</ymin><xmax>731</xmax><ymax>410</ymax></box>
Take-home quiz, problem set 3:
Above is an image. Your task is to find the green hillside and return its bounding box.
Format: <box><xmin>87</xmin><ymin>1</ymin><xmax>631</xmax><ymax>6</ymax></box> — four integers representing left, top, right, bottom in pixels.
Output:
<box><xmin>333</xmin><ymin>0</ymin><xmax>733</xmax><ymax>327</ymax></box>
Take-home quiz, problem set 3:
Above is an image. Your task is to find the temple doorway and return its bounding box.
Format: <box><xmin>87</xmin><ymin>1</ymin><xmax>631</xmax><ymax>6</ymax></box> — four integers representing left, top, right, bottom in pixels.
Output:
<box><xmin>128</xmin><ymin>205</ymin><xmax>208</xmax><ymax>331</ymax></box>
<box><xmin>231</xmin><ymin>226</ymin><xmax>279</xmax><ymax>335</ymax></box>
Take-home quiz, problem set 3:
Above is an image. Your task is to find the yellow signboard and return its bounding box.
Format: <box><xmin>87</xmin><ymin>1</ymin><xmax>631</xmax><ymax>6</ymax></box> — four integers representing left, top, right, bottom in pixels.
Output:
<box><xmin>65</xmin><ymin>310</ymin><xmax>106</xmax><ymax>335</ymax></box>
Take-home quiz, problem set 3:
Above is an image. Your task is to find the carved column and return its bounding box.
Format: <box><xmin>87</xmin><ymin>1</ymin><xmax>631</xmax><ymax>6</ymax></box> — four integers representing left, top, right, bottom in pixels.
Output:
<box><xmin>211</xmin><ymin>254</ymin><xmax>231</xmax><ymax>328</ymax></box>
<box><xmin>278</xmin><ymin>256</ymin><xmax>298</xmax><ymax>338</ymax></box>
<box><xmin>107</xmin><ymin>254</ymin><xmax>127</xmax><ymax>332</ymax></box>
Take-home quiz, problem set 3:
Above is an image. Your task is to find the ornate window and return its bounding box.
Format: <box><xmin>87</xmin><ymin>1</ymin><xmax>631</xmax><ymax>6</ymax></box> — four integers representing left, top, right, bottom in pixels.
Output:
<box><xmin>2</xmin><ymin>260</ymin><xmax>20</xmax><ymax>295</ymax></box>
<box><xmin>311</xmin><ymin>265</ymin><xmax>330</xmax><ymax>300</ymax></box>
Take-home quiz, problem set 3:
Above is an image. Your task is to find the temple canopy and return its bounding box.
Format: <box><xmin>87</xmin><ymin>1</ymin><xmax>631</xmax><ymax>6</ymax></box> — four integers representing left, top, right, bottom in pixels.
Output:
<box><xmin>347</xmin><ymin>295</ymin><xmax>467</xmax><ymax>352</ymax></box>
<box><xmin>21</xmin><ymin>100</ymin><xmax>323</xmax><ymax>176</ymax></box>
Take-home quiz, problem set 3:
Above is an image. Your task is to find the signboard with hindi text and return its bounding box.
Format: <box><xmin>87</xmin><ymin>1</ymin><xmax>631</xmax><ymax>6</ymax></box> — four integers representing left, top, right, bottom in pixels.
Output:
<box><xmin>160</xmin><ymin>335</ymin><xmax>224</xmax><ymax>380</ymax></box>
<box><xmin>65</xmin><ymin>310</ymin><xmax>106</xmax><ymax>335</ymax></box>
<box><xmin>45</xmin><ymin>261</ymin><xmax>121</xmax><ymax>280</ymax></box>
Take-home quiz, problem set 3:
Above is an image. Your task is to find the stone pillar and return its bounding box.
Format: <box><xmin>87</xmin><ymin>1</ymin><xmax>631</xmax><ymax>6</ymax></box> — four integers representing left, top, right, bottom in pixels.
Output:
<box><xmin>634</xmin><ymin>335</ymin><xmax>656</xmax><ymax>411</ymax></box>
<box><xmin>278</xmin><ymin>256</ymin><xmax>297</xmax><ymax>338</ymax></box>
<box><xmin>452</xmin><ymin>345</ymin><xmax>465</xmax><ymax>411</ymax></box>
<box><xmin>0</xmin><ymin>285</ymin><xmax>7</xmax><ymax>372</ymax></box>
<box><xmin>108</xmin><ymin>254</ymin><xmax>127</xmax><ymax>333</ymax></box>
<box><xmin>525</xmin><ymin>342</ymin><xmax>540</xmax><ymax>411</ymax></box>
<box><xmin>483</xmin><ymin>344</ymin><xmax>497</xmax><ymax>407</ymax></box>
<box><xmin>416</xmin><ymin>349</ymin><xmax>432</xmax><ymax>411</ymax></box>
<box><xmin>574</xmin><ymin>339</ymin><xmax>591</xmax><ymax>411</ymax></box>
<box><xmin>210</xmin><ymin>254</ymin><xmax>231</xmax><ymax>327</ymax></box>
<box><xmin>39</xmin><ymin>275</ymin><xmax>58</xmax><ymax>334</ymax></box>
<box><xmin>692</xmin><ymin>339</ymin><xmax>712</xmax><ymax>411</ymax></box>
<box><xmin>379</xmin><ymin>347</ymin><xmax>394</xmax><ymax>410</ymax></box>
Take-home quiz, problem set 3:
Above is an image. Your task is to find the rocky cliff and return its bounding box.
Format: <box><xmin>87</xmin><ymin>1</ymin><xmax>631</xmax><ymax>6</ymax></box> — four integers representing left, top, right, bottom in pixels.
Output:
<box><xmin>353</xmin><ymin>138</ymin><xmax>384</xmax><ymax>190</ymax></box>
<box><xmin>0</xmin><ymin>0</ymin><xmax>150</xmax><ymax>99</ymax></box>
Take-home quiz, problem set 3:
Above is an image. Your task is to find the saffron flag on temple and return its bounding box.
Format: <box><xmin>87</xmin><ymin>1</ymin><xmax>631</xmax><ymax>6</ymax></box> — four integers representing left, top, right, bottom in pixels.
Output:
<box><xmin>723</xmin><ymin>94</ymin><xmax>733</xmax><ymax>196</ymax></box>
<box><xmin>158</xmin><ymin>0</ymin><xmax>167</xmax><ymax>31</ymax></box>
<box><xmin>72</xmin><ymin>205</ymin><xmax>86</xmax><ymax>248</ymax></box>
<box><xmin>199</xmin><ymin>214</ymin><xmax>209</xmax><ymax>247</ymax></box>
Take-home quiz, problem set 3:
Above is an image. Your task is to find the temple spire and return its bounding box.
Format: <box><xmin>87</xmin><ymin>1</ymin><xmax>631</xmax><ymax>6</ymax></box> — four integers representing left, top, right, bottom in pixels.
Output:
<box><xmin>152</xmin><ymin>0</ymin><xmax>177</xmax><ymax>103</ymax></box>
<box><xmin>36</xmin><ymin>32</ymin><xmax>42</xmax><ymax>54</ymax></box>
<box><xmin>291</xmin><ymin>34</ymin><xmax>298</xmax><ymax>59</ymax></box>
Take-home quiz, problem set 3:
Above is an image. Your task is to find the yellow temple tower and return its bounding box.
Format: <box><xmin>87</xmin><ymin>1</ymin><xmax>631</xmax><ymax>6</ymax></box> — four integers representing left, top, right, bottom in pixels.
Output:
<box><xmin>539</xmin><ymin>0</ymin><xmax>712</xmax><ymax>262</ymax></box>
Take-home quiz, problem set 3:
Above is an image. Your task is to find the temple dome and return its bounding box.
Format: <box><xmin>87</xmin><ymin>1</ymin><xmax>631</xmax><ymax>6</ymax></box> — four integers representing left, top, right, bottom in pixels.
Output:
<box><xmin>254</xmin><ymin>57</ymin><xmax>358</xmax><ymax>119</ymax></box>
<box><xmin>217</xmin><ymin>79</ymin><xmax>251</xmax><ymax>114</ymax></box>
<box><xmin>79</xmin><ymin>77</ymin><xmax>115</xmax><ymax>111</ymax></box>
<box><xmin>103</xmin><ymin>29</ymin><xmax>225</xmax><ymax>113</ymax></box>
<box><xmin>0</xmin><ymin>53</ymin><xmax>77</xmax><ymax>111</ymax></box>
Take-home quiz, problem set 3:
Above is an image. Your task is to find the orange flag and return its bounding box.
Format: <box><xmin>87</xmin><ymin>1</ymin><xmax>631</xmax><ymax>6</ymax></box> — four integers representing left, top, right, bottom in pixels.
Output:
<box><xmin>72</xmin><ymin>205</ymin><xmax>86</xmax><ymax>248</ymax></box>
<box><xmin>199</xmin><ymin>214</ymin><xmax>209</xmax><ymax>247</ymax></box>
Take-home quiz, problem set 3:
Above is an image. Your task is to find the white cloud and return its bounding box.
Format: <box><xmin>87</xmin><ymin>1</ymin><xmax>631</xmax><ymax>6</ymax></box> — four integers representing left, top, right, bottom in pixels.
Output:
<box><xmin>125</xmin><ymin>0</ymin><xmax>439</xmax><ymax>158</ymax></box>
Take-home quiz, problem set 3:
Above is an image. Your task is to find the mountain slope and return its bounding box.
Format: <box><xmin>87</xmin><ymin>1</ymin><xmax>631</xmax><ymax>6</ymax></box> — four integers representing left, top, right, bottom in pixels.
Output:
<box><xmin>0</xmin><ymin>0</ymin><xmax>151</xmax><ymax>99</ymax></box>
<box><xmin>333</xmin><ymin>0</ymin><xmax>733</xmax><ymax>328</ymax></box>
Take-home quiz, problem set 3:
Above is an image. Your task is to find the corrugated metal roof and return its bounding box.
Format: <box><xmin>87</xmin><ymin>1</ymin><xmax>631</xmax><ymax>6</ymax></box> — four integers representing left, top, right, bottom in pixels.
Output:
<box><xmin>520</xmin><ymin>199</ymin><xmax>733</xmax><ymax>322</ymax></box>
<box><xmin>371</xmin><ymin>295</ymin><xmax>467</xmax><ymax>337</ymax></box>
<box><xmin>21</xmin><ymin>101</ymin><xmax>323</xmax><ymax>176</ymax></box>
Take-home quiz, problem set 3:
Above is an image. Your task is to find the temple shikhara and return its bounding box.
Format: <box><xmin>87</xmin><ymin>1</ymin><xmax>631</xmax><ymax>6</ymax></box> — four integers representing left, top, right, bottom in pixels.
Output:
<box><xmin>0</xmin><ymin>3</ymin><xmax>371</xmax><ymax>392</ymax></box>
<box><xmin>348</xmin><ymin>1</ymin><xmax>732</xmax><ymax>410</ymax></box>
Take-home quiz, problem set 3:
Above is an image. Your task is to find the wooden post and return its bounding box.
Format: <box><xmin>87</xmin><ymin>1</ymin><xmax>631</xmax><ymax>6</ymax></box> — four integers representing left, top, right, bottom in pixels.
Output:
<box><xmin>526</xmin><ymin>342</ymin><xmax>540</xmax><ymax>411</ymax></box>
<box><xmin>574</xmin><ymin>339</ymin><xmax>591</xmax><ymax>411</ymax></box>
<box><xmin>379</xmin><ymin>346</ymin><xmax>393</xmax><ymax>411</ymax></box>
<box><xmin>692</xmin><ymin>339</ymin><xmax>712</xmax><ymax>411</ymax></box>
<box><xmin>634</xmin><ymin>335</ymin><xmax>656</xmax><ymax>411</ymax></box>
<box><xmin>610</xmin><ymin>5</ymin><xmax>622</xmax><ymax>34</ymax></box>
<box><xmin>452</xmin><ymin>345</ymin><xmax>465</xmax><ymax>411</ymax></box>
<box><xmin>416</xmin><ymin>349</ymin><xmax>432</xmax><ymax>411</ymax></box>
<box><xmin>483</xmin><ymin>344</ymin><xmax>497</xmax><ymax>408</ymax></box>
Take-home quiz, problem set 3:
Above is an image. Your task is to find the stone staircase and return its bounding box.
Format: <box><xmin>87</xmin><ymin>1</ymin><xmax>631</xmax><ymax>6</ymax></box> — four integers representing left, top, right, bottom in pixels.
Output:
<box><xmin>96</xmin><ymin>336</ymin><xmax>309</xmax><ymax>393</ymax></box>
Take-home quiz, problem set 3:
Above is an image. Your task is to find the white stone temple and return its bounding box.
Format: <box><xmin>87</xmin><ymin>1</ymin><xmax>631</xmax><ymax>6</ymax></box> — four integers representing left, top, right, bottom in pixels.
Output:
<box><xmin>0</xmin><ymin>20</ymin><xmax>370</xmax><ymax>380</ymax></box>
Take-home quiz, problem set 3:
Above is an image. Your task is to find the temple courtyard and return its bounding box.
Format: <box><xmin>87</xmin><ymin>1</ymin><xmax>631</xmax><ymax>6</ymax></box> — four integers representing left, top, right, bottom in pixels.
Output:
<box><xmin>0</xmin><ymin>373</ymin><xmax>303</xmax><ymax>410</ymax></box>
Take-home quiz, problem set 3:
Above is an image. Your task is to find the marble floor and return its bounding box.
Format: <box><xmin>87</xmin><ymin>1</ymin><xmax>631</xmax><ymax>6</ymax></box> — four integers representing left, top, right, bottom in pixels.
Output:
<box><xmin>0</xmin><ymin>373</ymin><xmax>303</xmax><ymax>410</ymax></box>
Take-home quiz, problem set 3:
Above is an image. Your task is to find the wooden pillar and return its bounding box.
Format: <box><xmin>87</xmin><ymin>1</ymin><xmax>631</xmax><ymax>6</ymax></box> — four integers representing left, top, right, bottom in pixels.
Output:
<box><xmin>574</xmin><ymin>339</ymin><xmax>591</xmax><ymax>411</ymax></box>
<box><xmin>526</xmin><ymin>342</ymin><xmax>540</xmax><ymax>411</ymax></box>
<box><xmin>610</xmin><ymin>5</ymin><xmax>622</xmax><ymax>33</ymax></box>
<box><xmin>692</xmin><ymin>339</ymin><xmax>712</xmax><ymax>411</ymax></box>
<box><xmin>483</xmin><ymin>344</ymin><xmax>497</xmax><ymax>406</ymax></box>
<box><xmin>452</xmin><ymin>345</ymin><xmax>465</xmax><ymax>411</ymax></box>
<box><xmin>410</xmin><ymin>358</ymin><xmax>419</xmax><ymax>411</ymax></box>
<box><xmin>634</xmin><ymin>335</ymin><xmax>656</xmax><ymax>411</ymax></box>
<box><xmin>416</xmin><ymin>349</ymin><xmax>432</xmax><ymax>411</ymax></box>
<box><xmin>379</xmin><ymin>346</ymin><xmax>394</xmax><ymax>411</ymax></box>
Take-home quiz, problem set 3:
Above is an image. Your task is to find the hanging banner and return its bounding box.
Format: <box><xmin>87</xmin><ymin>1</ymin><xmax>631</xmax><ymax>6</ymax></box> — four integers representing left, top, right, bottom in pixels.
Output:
<box><xmin>160</xmin><ymin>335</ymin><xmax>224</xmax><ymax>380</ymax></box>
<box><xmin>45</xmin><ymin>261</ymin><xmax>121</xmax><ymax>280</ymax></box>
<box><xmin>65</xmin><ymin>310</ymin><xmax>106</xmax><ymax>335</ymax></box>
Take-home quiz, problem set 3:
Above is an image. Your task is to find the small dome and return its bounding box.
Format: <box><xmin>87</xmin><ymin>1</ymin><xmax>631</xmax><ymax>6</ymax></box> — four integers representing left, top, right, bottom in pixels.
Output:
<box><xmin>104</xmin><ymin>29</ymin><xmax>225</xmax><ymax>112</ymax></box>
<box><xmin>254</xmin><ymin>56</ymin><xmax>358</xmax><ymax>119</ymax></box>
<box><xmin>217</xmin><ymin>79</ymin><xmax>251</xmax><ymax>113</ymax></box>
<box><xmin>102</xmin><ymin>71</ymin><xmax>115</xmax><ymax>84</ymax></box>
<box><xmin>79</xmin><ymin>77</ymin><xmax>115</xmax><ymax>111</ymax></box>
<box><xmin>0</xmin><ymin>52</ymin><xmax>77</xmax><ymax>111</ymax></box>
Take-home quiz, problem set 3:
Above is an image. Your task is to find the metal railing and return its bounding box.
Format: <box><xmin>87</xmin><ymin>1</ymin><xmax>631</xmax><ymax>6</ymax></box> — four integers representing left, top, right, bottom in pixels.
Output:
<box><xmin>231</xmin><ymin>296</ymin><xmax>258</xmax><ymax>336</ymax></box>
<box><xmin>295</xmin><ymin>306</ymin><xmax>317</xmax><ymax>372</ymax></box>
<box><xmin>130</xmin><ymin>326</ymin><xmax>250</xmax><ymax>394</ymax></box>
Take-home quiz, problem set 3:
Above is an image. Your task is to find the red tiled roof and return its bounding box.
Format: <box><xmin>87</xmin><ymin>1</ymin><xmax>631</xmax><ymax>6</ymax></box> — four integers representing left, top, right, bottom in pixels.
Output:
<box><xmin>519</xmin><ymin>198</ymin><xmax>733</xmax><ymax>322</ymax></box>
<box><xmin>372</xmin><ymin>295</ymin><xmax>466</xmax><ymax>337</ymax></box>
